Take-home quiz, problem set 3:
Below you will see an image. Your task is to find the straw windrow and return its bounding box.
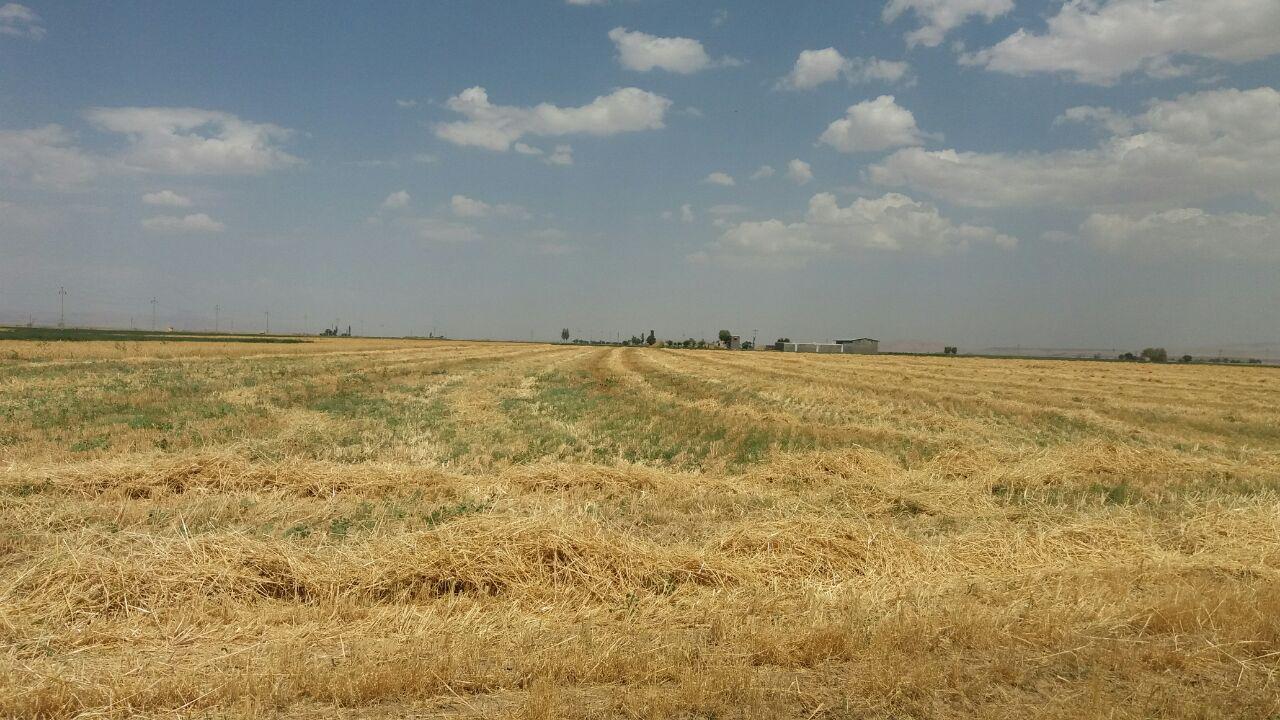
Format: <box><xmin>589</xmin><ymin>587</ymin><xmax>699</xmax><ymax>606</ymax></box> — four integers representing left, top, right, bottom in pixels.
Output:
<box><xmin>2</xmin><ymin>338</ymin><xmax>1278</xmax><ymax>717</ymax></box>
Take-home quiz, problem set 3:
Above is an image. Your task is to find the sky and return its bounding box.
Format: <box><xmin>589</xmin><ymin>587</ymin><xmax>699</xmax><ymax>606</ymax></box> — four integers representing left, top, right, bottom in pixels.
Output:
<box><xmin>1</xmin><ymin>0</ymin><xmax>1279</xmax><ymax>350</ymax></box>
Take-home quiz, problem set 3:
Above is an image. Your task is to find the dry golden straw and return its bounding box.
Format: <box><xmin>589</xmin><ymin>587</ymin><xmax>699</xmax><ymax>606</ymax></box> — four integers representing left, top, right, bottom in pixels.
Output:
<box><xmin>1</xmin><ymin>338</ymin><xmax>1278</xmax><ymax>718</ymax></box>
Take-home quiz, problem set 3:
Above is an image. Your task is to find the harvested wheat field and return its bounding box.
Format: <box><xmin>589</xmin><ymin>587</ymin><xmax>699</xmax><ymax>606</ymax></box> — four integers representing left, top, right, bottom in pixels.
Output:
<box><xmin>2</xmin><ymin>338</ymin><xmax>1279</xmax><ymax>718</ymax></box>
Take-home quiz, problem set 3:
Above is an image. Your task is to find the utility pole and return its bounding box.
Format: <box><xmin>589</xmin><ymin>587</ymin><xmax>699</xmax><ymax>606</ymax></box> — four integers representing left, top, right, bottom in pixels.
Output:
<box><xmin>150</xmin><ymin>297</ymin><xmax>158</xmax><ymax>331</ymax></box>
<box><xmin>57</xmin><ymin>286</ymin><xmax>66</xmax><ymax>327</ymax></box>
<box><xmin>215</xmin><ymin>305</ymin><xmax>220</xmax><ymax>333</ymax></box>
<box><xmin>264</xmin><ymin>311</ymin><xmax>269</xmax><ymax>335</ymax></box>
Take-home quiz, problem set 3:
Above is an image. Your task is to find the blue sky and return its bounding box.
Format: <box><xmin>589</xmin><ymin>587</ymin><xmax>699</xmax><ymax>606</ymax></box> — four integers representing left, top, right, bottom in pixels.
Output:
<box><xmin>2</xmin><ymin>0</ymin><xmax>1278</xmax><ymax>350</ymax></box>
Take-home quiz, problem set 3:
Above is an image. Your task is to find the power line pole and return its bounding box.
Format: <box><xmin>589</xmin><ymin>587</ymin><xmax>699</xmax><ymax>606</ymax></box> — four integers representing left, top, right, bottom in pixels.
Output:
<box><xmin>150</xmin><ymin>297</ymin><xmax>157</xmax><ymax>331</ymax></box>
<box><xmin>57</xmin><ymin>286</ymin><xmax>67</xmax><ymax>327</ymax></box>
<box><xmin>215</xmin><ymin>304</ymin><xmax>220</xmax><ymax>333</ymax></box>
<box><xmin>264</xmin><ymin>311</ymin><xmax>269</xmax><ymax>335</ymax></box>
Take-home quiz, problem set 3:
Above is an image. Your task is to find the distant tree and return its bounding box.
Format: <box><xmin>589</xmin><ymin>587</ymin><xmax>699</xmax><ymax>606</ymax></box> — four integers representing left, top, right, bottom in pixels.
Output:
<box><xmin>696</xmin><ymin>339</ymin><xmax>706</xmax><ymax>349</ymax></box>
<box><xmin>718</xmin><ymin>330</ymin><xmax>732</xmax><ymax>345</ymax></box>
<box><xmin>629</xmin><ymin>335</ymin><xmax>643</xmax><ymax>346</ymax></box>
<box><xmin>1119</xmin><ymin>352</ymin><xmax>1138</xmax><ymax>361</ymax></box>
<box><xmin>1180</xmin><ymin>354</ymin><xmax>1194</xmax><ymax>363</ymax></box>
<box><xmin>741</xmin><ymin>341</ymin><xmax>753</xmax><ymax>350</ymax></box>
<box><xmin>1141</xmin><ymin>347</ymin><xmax>1168</xmax><ymax>363</ymax></box>
<box><xmin>646</xmin><ymin>330</ymin><xmax>656</xmax><ymax>346</ymax></box>
<box><xmin>561</xmin><ymin>328</ymin><xmax>570</xmax><ymax>342</ymax></box>
<box><xmin>775</xmin><ymin>338</ymin><xmax>790</xmax><ymax>351</ymax></box>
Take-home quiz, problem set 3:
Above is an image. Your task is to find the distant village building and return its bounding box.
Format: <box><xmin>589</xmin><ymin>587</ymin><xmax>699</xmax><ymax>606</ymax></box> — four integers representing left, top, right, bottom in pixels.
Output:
<box><xmin>837</xmin><ymin>338</ymin><xmax>879</xmax><ymax>354</ymax></box>
<box><xmin>781</xmin><ymin>338</ymin><xmax>879</xmax><ymax>355</ymax></box>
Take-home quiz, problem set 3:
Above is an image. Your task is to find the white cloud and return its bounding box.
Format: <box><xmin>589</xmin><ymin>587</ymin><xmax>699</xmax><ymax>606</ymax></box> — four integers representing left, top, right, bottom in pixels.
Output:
<box><xmin>820</xmin><ymin>95</ymin><xmax>931</xmax><ymax>152</ymax></box>
<box><xmin>712</xmin><ymin>9</ymin><xmax>729</xmax><ymax>27</ymax></box>
<box><xmin>395</xmin><ymin>99</ymin><xmax>418</xmax><ymax>108</ymax></box>
<box><xmin>883</xmin><ymin>0</ymin><xmax>1013</xmax><ymax>48</ymax></box>
<box><xmin>964</xmin><ymin>0</ymin><xmax>1280</xmax><ymax>84</ymax></box>
<box><xmin>1054</xmin><ymin>106</ymin><xmax>1136</xmax><ymax>135</ymax></box>
<box><xmin>545</xmin><ymin>144</ymin><xmax>574</xmax><ymax>166</ymax></box>
<box><xmin>787</xmin><ymin>159</ymin><xmax>814</xmax><ymax>185</ymax></box>
<box><xmin>779</xmin><ymin>48</ymin><xmax>849</xmax><ymax>90</ymax></box>
<box><xmin>512</xmin><ymin>142</ymin><xmax>574</xmax><ymax>165</ymax></box>
<box><xmin>87</xmin><ymin>107</ymin><xmax>300</xmax><ymax>175</ymax></box>
<box><xmin>450</xmin><ymin>194</ymin><xmax>529</xmax><ymax>220</ymax></box>
<box><xmin>414</xmin><ymin>218</ymin><xmax>480</xmax><ymax>244</ymax></box>
<box><xmin>708</xmin><ymin>192</ymin><xmax>1016</xmax><ymax>264</ymax></box>
<box><xmin>0</xmin><ymin>3</ymin><xmax>44</xmax><ymax>39</ymax></box>
<box><xmin>869</xmin><ymin>87</ymin><xmax>1280</xmax><ymax>209</ymax></box>
<box><xmin>141</xmin><ymin>213</ymin><xmax>225</xmax><ymax>233</ymax></box>
<box><xmin>142</xmin><ymin>190</ymin><xmax>193</xmax><ymax>207</ymax></box>
<box><xmin>607</xmin><ymin>27</ymin><xmax>739</xmax><ymax>74</ymax></box>
<box><xmin>381</xmin><ymin>190</ymin><xmax>410</xmax><ymax>210</ymax></box>
<box><xmin>0</xmin><ymin>125</ymin><xmax>99</xmax><ymax>188</ymax></box>
<box><xmin>750</xmin><ymin>165</ymin><xmax>776</xmax><ymax>180</ymax></box>
<box><xmin>434</xmin><ymin>86</ymin><xmax>671</xmax><ymax>151</ymax></box>
<box><xmin>849</xmin><ymin>57</ymin><xmax>913</xmax><ymax>85</ymax></box>
<box><xmin>681</xmin><ymin>204</ymin><xmax>696</xmax><ymax>223</ymax></box>
<box><xmin>413</xmin><ymin>153</ymin><xmax>438</xmax><ymax>164</ymax></box>
<box><xmin>1082</xmin><ymin>208</ymin><xmax>1280</xmax><ymax>261</ymax></box>
<box><xmin>778</xmin><ymin>48</ymin><xmax>911</xmax><ymax>90</ymax></box>
<box><xmin>704</xmin><ymin>172</ymin><xmax>736</xmax><ymax>186</ymax></box>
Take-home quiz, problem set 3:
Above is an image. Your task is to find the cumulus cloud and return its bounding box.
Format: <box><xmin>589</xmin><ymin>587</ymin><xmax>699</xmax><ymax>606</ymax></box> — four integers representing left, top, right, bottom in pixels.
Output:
<box><xmin>869</xmin><ymin>86</ymin><xmax>1280</xmax><ymax>208</ymax></box>
<box><xmin>1082</xmin><ymin>208</ymin><xmax>1280</xmax><ymax>260</ymax></box>
<box><xmin>86</xmin><ymin>107</ymin><xmax>300</xmax><ymax>175</ymax></box>
<box><xmin>545</xmin><ymin>144</ymin><xmax>574</xmax><ymax>166</ymax></box>
<box><xmin>608</xmin><ymin>27</ymin><xmax>739</xmax><ymax>74</ymax></box>
<box><xmin>142</xmin><ymin>190</ymin><xmax>193</xmax><ymax>207</ymax></box>
<box><xmin>141</xmin><ymin>213</ymin><xmax>225</xmax><ymax>233</ymax></box>
<box><xmin>434</xmin><ymin>86</ymin><xmax>671</xmax><ymax>151</ymax></box>
<box><xmin>708</xmin><ymin>192</ymin><xmax>1014</xmax><ymax>263</ymax></box>
<box><xmin>883</xmin><ymin>0</ymin><xmax>1013</xmax><ymax>48</ymax></box>
<box><xmin>0</xmin><ymin>3</ymin><xmax>44</xmax><ymax>39</ymax></box>
<box><xmin>450</xmin><ymin>194</ymin><xmax>530</xmax><ymax>220</ymax></box>
<box><xmin>750</xmin><ymin>165</ymin><xmax>776</xmax><ymax>180</ymax></box>
<box><xmin>0</xmin><ymin>125</ymin><xmax>99</xmax><ymax>188</ymax></box>
<box><xmin>777</xmin><ymin>48</ymin><xmax>910</xmax><ymax>90</ymax></box>
<box><xmin>786</xmin><ymin>159</ymin><xmax>814</xmax><ymax>185</ymax></box>
<box><xmin>381</xmin><ymin>190</ymin><xmax>410</xmax><ymax>210</ymax></box>
<box><xmin>395</xmin><ymin>99</ymin><xmax>418</xmax><ymax>108</ymax></box>
<box><xmin>819</xmin><ymin>95</ymin><xmax>931</xmax><ymax>152</ymax></box>
<box><xmin>964</xmin><ymin>0</ymin><xmax>1280</xmax><ymax>84</ymax></box>
<box><xmin>778</xmin><ymin>48</ymin><xmax>848</xmax><ymax>90</ymax></box>
<box><xmin>681</xmin><ymin>204</ymin><xmax>695</xmax><ymax>223</ymax></box>
<box><xmin>704</xmin><ymin>172</ymin><xmax>736</xmax><ymax>186</ymax></box>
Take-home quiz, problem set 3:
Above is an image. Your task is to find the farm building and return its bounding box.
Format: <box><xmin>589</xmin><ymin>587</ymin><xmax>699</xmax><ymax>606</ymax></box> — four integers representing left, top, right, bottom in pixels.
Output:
<box><xmin>781</xmin><ymin>338</ymin><xmax>879</xmax><ymax>355</ymax></box>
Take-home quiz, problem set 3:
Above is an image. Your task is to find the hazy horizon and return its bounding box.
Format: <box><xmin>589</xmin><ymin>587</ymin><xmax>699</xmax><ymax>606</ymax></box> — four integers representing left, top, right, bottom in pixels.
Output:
<box><xmin>3</xmin><ymin>1</ymin><xmax>1278</xmax><ymax>350</ymax></box>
